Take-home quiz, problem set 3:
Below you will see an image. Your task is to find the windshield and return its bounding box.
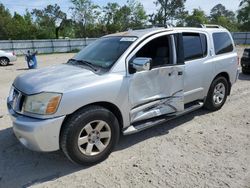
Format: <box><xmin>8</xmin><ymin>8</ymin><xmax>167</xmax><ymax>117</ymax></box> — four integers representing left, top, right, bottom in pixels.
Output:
<box><xmin>70</xmin><ymin>36</ymin><xmax>137</xmax><ymax>69</ymax></box>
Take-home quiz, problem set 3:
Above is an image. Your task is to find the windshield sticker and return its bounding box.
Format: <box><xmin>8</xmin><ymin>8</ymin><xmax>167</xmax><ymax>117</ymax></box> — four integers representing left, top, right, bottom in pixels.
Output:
<box><xmin>120</xmin><ymin>37</ymin><xmax>137</xmax><ymax>42</ymax></box>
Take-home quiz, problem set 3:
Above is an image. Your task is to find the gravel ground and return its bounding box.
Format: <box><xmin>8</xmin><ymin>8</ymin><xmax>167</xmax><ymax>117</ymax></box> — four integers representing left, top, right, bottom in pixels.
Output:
<box><xmin>0</xmin><ymin>51</ymin><xmax>249</xmax><ymax>188</ymax></box>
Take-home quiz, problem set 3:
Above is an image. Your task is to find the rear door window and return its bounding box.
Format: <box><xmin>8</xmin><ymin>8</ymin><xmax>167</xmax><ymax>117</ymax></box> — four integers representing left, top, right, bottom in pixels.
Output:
<box><xmin>183</xmin><ymin>33</ymin><xmax>207</xmax><ymax>61</ymax></box>
<box><xmin>213</xmin><ymin>32</ymin><xmax>233</xmax><ymax>55</ymax></box>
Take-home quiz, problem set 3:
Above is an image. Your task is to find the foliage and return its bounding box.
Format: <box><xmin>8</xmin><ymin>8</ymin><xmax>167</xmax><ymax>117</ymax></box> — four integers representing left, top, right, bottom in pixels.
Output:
<box><xmin>151</xmin><ymin>0</ymin><xmax>187</xmax><ymax>25</ymax></box>
<box><xmin>209</xmin><ymin>4</ymin><xmax>238</xmax><ymax>31</ymax></box>
<box><xmin>0</xmin><ymin>4</ymin><xmax>13</xmax><ymax>40</ymax></box>
<box><xmin>32</xmin><ymin>4</ymin><xmax>67</xmax><ymax>39</ymax></box>
<box><xmin>184</xmin><ymin>9</ymin><xmax>209</xmax><ymax>27</ymax></box>
<box><xmin>237</xmin><ymin>0</ymin><xmax>250</xmax><ymax>31</ymax></box>
<box><xmin>0</xmin><ymin>1</ymin><xmax>248</xmax><ymax>40</ymax></box>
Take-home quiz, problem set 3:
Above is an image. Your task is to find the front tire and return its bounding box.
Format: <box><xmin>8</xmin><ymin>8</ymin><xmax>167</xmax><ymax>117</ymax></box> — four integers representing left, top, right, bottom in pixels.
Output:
<box><xmin>204</xmin><ymin>77</ymin><xmax>228</xmax><ymax>111</ymax></box>
<box><xmin>60</xmin><ymin>105</ymin><xmax>120</xmax><ymax>165</ymax></box>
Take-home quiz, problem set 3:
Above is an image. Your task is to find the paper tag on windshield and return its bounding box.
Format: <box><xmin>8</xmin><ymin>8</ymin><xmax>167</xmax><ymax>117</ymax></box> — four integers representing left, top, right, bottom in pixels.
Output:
<box><xmin>120</xmin><ymin>37</ymin><xmax>137</xmax><ymax>42</ymax></box>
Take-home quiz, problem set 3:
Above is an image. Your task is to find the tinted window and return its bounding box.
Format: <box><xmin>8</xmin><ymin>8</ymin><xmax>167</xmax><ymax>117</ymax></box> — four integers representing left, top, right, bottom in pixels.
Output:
<box><xmin>135</xmin><ymin>35</ymin><xmax>170</xmax><ymax>68</ymax></box>
<box><xmin>183</xmin><ymin>33</ymin><xmax>204</xmax><ymax>61</ymax></box>
<box><xmin>213</xmin><ymin>32</ymin><xmax>233</xmax><ymax>55</ymax></box>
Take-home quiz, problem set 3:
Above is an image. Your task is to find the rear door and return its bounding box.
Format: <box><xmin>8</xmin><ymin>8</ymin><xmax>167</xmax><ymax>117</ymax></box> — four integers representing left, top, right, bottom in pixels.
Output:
<box><xmin>181</xmin><ymin>32</ymin><xmax>211</xmax><ymax>103</ymax></box>
<box><xmin>127</xmin><ymin>33</ymin><xmax>185</xmax><ymax>123</ymax></box>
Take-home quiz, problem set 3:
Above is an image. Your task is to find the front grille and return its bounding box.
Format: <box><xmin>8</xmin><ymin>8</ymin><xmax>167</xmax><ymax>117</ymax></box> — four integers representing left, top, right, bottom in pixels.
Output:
<box><xmin>10</xmin><ymin>88</ymin><xmax>25</xmax><ymax>113</ymax></box>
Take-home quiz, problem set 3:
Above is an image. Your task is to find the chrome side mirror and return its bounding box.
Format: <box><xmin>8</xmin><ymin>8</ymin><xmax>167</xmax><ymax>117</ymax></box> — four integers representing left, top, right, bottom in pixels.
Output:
<box><xmin>131</xmin><ymin>57</ymin><xmax>152</xmax><ymax>72</ymax></box>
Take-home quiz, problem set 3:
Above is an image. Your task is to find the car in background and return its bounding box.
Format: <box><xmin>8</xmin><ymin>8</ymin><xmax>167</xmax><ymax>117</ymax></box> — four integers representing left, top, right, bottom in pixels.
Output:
<box><xmin>241</xmin><ymin>48</ymin><xmax>250</xmax><ymax>74</ymax></box>
<box><xmin>0</xmin><ymin>50</ymin><xmax>17</xmax><ymax>66</ymax></box>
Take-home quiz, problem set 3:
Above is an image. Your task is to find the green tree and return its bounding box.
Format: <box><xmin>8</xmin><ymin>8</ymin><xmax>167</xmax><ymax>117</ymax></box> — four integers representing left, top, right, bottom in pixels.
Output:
<box><xmin>100</xmin><ymin>0</ymin><xmax>147</xmax><ymax>34</ymax></box>
<box><xmin>7</xmin><ymin>12</ymin><xmax>32</xmax><ymax>39</ymax></box>
<box><xmin>185</xmin><ymin>9</ymin><xmax>209</xmax><ymax>27</ymax></box>
<box><xmin>70</xmin><ymin>0</ymin><xmax>100</xmax><ymax>38</ymax></box>
<box><xmin>151</xmin><ymin>0</ymin><xmax>187</xmax><ymax>26</ymax></box>
<box><xmin>0</xmin><ymin>4</ymin><xmax>12</xmax><ymax>40</ymax></box>
<box><xmin>32</xmin><ymin>4</ymin><xmax>67</xmax><ymax>39</ymax></box>
<box><xmin>209</xmin><ymin>4</ymin><xmax>238</xmax><ymax>31</ymax></box>
<box><xmin>237</xmin><ymin>0</ymin><xmax>250</xmax><ymax>31</ymax></box>
<box><xmin>210</xmin><ymin>3</ymin><xmax>236</xmax><ymax>22</ymax></box>
<box><xmin>102</xmin><ymin>3</ymin><xmax>121</xmax><ymax>33</ymax></box>
<box><xmin>127</xmin><ymin>0</ymin><xmax>147</xmax><ymax>29</ymax></box>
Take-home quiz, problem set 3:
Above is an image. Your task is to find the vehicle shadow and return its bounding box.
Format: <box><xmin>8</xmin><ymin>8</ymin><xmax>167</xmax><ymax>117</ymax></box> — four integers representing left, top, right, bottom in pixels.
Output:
<box><xmin>238</xmin><ymin>72</ymin><xmax>250</xmax><ymax>80</ymax></box>
<box><xmin>0</xmin><ymin>63</ymin><xmax>14</xmax><ymax>67</ymax></box>
<box><xmin>0</xmin><ymin>128</ymin><xmax>83</xmax><ymax>188</ymax></box>
<box><xmin>117</xmin><ymin>108</ymin><xmax>209</xmax><ymax>151</ymax></box>
<box><xmin>0</xmin><ymin>108</ymin><xmax>209</xmax><ymax>188</ymax></box>
<box><xmin>16</xmin><ymin>68</ymin><xmax>30</xmax><ymax>71</ymax></box>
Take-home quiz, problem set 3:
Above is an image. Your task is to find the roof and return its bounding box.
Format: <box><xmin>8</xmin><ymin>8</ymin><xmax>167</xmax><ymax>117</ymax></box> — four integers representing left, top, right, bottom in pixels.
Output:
<box><xmin>105</xmin><ymin>27</ymin><xmax>167</xmax><ymax>38</ymax></box>
<box><xmin>104</xmin><ymin>27</ymin><xmax>228</xmax><ymax>38</ymax></box>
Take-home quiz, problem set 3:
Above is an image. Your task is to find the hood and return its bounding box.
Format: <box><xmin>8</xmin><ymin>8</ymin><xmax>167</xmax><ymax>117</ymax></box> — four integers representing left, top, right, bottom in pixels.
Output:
<box><xmin>13</xmin><ymin>64</ymin><xmax>100</xmax><ymax>94</ymax></box>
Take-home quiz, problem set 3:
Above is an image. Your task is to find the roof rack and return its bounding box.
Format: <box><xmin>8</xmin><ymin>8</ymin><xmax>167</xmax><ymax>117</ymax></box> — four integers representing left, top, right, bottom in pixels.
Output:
<box><xmin>200</xmin><ymin>24</ymin><xmax>223</xmax><ymax>28</ymax></box>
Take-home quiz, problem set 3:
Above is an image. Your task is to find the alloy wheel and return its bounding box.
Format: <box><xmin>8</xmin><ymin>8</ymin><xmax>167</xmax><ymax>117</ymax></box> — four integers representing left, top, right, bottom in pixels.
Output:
<box><xmin>78</xmin><ymin>120</ymin><xmax>111</xmax><ymax>156</ymax></box>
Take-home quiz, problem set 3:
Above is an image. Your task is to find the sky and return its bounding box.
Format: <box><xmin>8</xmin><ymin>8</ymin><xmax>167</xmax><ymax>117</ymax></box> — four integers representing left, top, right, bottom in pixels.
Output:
<box><xmin>0</xmin><ymin>0</ymin><xmax>241</xmax><ymax>17</ymax></box>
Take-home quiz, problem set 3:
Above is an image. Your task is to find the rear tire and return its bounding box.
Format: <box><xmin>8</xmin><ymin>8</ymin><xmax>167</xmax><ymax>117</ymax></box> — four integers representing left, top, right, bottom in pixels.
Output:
<box><xmin>0</xmin><ymin>57</ymin><xmax>9</xmax><ymax>66</ymax></box>
<box><xmin>60</xmin><ymin>105</ymin><xmax>120</xmax><ymax>165</ymax></box>
<box><xmin>204</xmin><ymin>77</ymin><xmax>228</xmax><ymax>111</ymax></box>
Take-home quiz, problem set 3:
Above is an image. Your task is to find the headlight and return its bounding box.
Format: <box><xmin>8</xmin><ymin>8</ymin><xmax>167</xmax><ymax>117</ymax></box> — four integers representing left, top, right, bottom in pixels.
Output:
<box><xmin>23</xmin><ymin>92</ymin><xmax>62</xmax><ymax>115</ymax></box>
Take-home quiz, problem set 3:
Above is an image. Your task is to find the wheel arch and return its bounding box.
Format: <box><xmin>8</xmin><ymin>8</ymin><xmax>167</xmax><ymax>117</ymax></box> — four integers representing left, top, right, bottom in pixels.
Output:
<box><xmin>0</xmin><ymin>56</ymin><xmax>10</xmax><ymax>61</ymax></box>
<box><xmin>61</xmin><ymin>101</ymin><xmax>124</xmax><ymax>135</ymax></box>
<box><xmin>213</xmin><ymin>72</ymin><xmax>231</xmax><ymax>95</ymax></box>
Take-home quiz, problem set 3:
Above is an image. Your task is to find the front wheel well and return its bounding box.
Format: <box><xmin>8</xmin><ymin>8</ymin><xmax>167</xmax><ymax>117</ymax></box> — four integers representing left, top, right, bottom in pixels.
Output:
<box><xmin>214</xmin><ymin>72</ymin><xmax>231</xmax><ymax>95</ymax></box>
<box><xmin>62</xmin><ymin>102</ymin><xmax>123</xmax><ymax>134</ymax></box>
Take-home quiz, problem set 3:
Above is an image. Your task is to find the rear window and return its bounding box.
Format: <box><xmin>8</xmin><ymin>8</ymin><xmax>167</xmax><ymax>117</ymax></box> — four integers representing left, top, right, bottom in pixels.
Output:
<box><xmin>213</xmin><ymin>32</ymin><xmax>233</xmax><ymax>55</ymax></box>
<box><xmin>183</xmin><ymin>33</ymin><xmax>207</xmax><ymax>61</ymax></box>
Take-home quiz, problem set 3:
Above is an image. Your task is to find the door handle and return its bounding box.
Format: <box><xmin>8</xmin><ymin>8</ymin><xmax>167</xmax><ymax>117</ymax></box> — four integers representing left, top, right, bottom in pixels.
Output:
<box><xmin>178</xmin><ymin>71</ymin><xmax>183</xmax><ymax>76</ymax></box>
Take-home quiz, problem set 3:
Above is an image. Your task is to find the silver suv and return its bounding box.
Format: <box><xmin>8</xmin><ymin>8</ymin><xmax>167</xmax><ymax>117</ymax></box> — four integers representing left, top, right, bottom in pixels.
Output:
<box><xmin>7</xmin><ymin>26</ymin><xmax>239</xmax><ymax>165</ymax></box>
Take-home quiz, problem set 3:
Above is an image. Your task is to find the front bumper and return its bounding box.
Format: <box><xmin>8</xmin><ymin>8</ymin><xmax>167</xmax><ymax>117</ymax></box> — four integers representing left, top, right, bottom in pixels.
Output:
<box><xmin>8</xmin><ymin>105</ymin><xmax>65</xmax><ymax>152</ymax></box>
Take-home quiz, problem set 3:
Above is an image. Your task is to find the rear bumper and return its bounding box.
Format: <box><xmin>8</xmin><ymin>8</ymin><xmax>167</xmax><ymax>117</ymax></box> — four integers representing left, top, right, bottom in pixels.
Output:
<box><xmin>8</xmin><ymin>105</ymin><xmax>65</xmax><ymax>152</ymax></box>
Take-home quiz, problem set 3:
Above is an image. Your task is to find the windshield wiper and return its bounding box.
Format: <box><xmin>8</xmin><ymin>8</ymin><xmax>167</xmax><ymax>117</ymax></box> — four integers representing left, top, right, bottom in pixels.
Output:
<box><xmin>67</xmin><ymin>58</ymin><xmax>98</xmax><ymax>71</ymax></box>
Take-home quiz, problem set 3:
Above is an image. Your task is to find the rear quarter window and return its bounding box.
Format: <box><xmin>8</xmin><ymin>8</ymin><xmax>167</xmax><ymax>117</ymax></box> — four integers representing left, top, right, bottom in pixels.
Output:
<box><xmin>213</xmin><ymin>32</ymin><xmax>234</xmax><ymax>55</ymax></box>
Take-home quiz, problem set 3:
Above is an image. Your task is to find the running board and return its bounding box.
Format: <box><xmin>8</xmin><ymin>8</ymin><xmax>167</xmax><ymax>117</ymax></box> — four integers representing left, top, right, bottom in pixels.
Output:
<box><xmin>123</xmin><ymin>101</ymin><xmax>204</xmax><ymax>135</ymax></box>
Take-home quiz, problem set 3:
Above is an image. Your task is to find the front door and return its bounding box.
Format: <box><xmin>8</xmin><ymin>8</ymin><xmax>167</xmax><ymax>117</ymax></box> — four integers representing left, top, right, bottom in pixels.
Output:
<box><xmin>128</xmin><ymin>34</ymin><xmax>184</xmax><ymax>123</ymax></box>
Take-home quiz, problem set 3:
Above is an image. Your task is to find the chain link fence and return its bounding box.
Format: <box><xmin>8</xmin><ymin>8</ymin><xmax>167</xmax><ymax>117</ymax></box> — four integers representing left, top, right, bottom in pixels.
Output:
<box><xmin>0</xmin><ymin>38</ymin><xmax>97</xmax><ymax>55</ymax></box>
<box><xmin>0</xmin><ymin>32</ymin><xmax>249</xmax><ymax>55</ymax></box>
<box><xmin>231</xmin><ymin>32</ymin><xmax>250</xmax><ymax>45</ymax></box>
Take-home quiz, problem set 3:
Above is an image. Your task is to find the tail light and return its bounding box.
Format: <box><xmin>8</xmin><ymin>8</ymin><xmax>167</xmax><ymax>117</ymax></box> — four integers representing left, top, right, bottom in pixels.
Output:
<box><xmin>12</xmin><ymin>52</ymin><xmax>16</xmax><ymax>56</ymax></box>
<box><xmin>237</xmin><ymin>56</ymin><xmax>240</xmax><ymax>65</ymax></box>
